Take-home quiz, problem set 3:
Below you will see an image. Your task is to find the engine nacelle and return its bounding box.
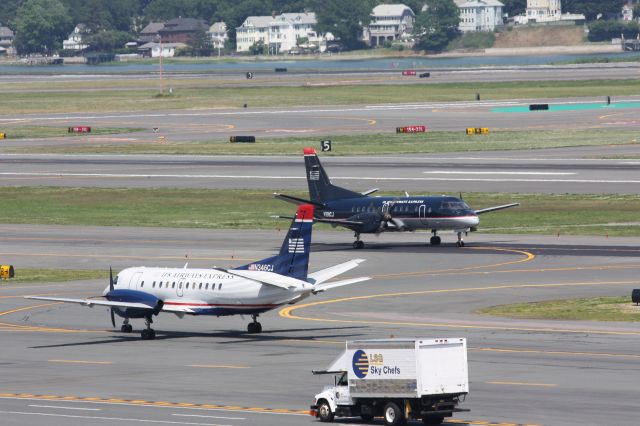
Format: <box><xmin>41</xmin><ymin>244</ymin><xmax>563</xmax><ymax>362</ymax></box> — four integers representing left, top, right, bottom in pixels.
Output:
<box><xmin>106</xmin><ymin>289</ymin><xmax>163</xmax><ymax>319</ymax></box>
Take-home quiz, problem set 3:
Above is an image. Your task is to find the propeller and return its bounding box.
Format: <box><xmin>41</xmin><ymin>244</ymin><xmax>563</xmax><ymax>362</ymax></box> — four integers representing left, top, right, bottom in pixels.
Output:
<box><xmin>377</xmin><ymin>201</ymin><xmax>404</xmax><ymax>232</ymax></box>
<box><xmin>109</xmin><ymin>267</ymin><xmax>115</xmax><ymax>328</ymax></box>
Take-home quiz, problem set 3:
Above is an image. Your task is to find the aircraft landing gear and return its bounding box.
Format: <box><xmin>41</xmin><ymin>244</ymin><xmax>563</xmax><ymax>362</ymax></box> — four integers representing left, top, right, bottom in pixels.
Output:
<box><xmin>430</xmin><ymin>230</ymin><xmax>441</xmax><ymax>246</ymax></box>
<box><xmin>456</xmin><ymin>231</ymin><xmax>465</xmax><ymax>247</ymax></box>
<box><xmin>141</xmin><ymin>315</ymin><xmax>156</xmax><ymax>340</ymax></box>
<box><xmin>247</xmin><ymin>315</ymin><xmax>263</xmax><ymax>334</ymax></box>
<box><xmin>353</xmin><ymin>233</ymin><xmax>365</xmax><ymax>249</ymax></box>
<box><xmin>120</xmin><ymin>318</ymin><xmax>133</xmax><ymax>333</ymax></box>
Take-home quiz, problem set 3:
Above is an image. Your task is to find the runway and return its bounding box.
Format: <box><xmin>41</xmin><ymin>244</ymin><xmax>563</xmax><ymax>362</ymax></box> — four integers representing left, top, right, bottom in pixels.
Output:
<box><xmin>2</xmin><ymin>146</ymin><xmax>640</xmax><ymax>193</ymax></box>
<box><xmin>1</xmin><ymin>226</ymin><xmax>639</xmax><ymax>426</ymax></box>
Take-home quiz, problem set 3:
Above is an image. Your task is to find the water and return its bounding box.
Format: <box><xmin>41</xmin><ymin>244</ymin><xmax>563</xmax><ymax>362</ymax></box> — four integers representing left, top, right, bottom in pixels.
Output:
<box><xmin>0</xmin><ymin>52</ymin><xmax>637</xmax><ymax>75</ymax></box>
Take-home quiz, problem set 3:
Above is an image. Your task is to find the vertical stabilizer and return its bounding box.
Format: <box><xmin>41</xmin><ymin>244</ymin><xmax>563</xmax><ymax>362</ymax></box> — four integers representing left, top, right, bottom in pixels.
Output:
<box><xmin>237</xmin><ymin>204</ymin><xmax>314</xmax><ymax>281</ymax></box>
<box><xmin>304</xmin><ymin>148</ymin><xmax>367</xmax><ymax>203</ymax></box>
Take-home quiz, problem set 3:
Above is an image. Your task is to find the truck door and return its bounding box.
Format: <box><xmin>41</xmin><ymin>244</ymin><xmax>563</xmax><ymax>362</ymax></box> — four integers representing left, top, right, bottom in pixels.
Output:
<box><xmin>128</xmin><ymin>271</ymin><xmax>143</xmax><ymax>290</ymax></box>
<box><xmin>335</xmin><ymin>373</ymin><xmax>352</xmax><ymax>406</ymax></box>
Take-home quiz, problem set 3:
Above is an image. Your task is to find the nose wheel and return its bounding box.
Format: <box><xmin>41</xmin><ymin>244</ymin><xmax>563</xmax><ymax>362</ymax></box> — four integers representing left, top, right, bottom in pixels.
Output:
<box><xmin>120</xmin><ymin>318</ymin><xmax>133</xmax><ymax>333</ymax></box>
<box><xmin>353</xmin><ymin>233</ymin><xmax>365</xmax><ymax>249</ymax></box>
<box><xmin>456</xmin><ymin>231</ymin><xmax>465</xmax><ymax>247</ymax></box>
<box><xmin>247</xmin><ymin>315</ymin><xmax>263</xmax><ymax>334</ymax></box>
<box><xmin>430</xmin><ymin>230</ymin><xmax>441</xmax><ymax>245</ymax></box>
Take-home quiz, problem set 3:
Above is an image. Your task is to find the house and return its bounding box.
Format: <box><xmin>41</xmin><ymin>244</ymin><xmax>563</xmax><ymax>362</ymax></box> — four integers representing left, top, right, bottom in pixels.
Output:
<box><xmin>514</xmin><ymin>0</ymin><xmax>585</xmax><ymax>24</ymax></box>
<box><xmin>158</xmin><ymin>18</ymin><xmax>208</xmax><ymax>44</ymax></box>
<box><xmin>0</xmin><ymin>26</ymin><xmax>14</xmax><ymax>52</ymax></box>
<box><xmin>138</xmin><ymin>22</ymin><xmax>165</xmax><ymax>44</ymax></box>
<box><xmin>457</xmin><ymin>0</ymin><xmax>504</xmax><ymax>32</ymax></box>
<box><xmin>137</xmin><ymin>41</ymin><xmax>187</xmax><ymax>58</ymax></box>
<box><xmin>63</xmin><ymin>24</ymin><xmax>88</xmax><ymax>51</ymax></box>
<box><xmin>236</xmin><ymin>12</ymin><xmax>327</xmax><ymax>54</ymax></box>
<box><xmin>364</xmin><ymin>4</ymin><xmax>415</xmax><ymax>47</ymax></box>
<box><xmin>208</xmin><ymin>22</ymin><xmax>228</xmax><ymax>50</ymax></box>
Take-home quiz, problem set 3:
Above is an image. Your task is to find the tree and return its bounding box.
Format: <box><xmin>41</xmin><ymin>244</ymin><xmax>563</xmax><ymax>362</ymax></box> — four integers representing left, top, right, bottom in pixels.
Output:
<box><xmin>84</xmin><ymin>29</ymin><xmax>131</xmax><ymax>52</ymax></box>
<box><xmin>501</xmin><ymin>0</ymin><xmax>526</xmax><ymax>17</ymax></box>
<box><xmin>187</xmin><ymin>26</ymin><xmax>213</xmax><ymax>56</ymax></box>
<box><xmin>587</xmin><ymin>20</ymin><xmax>639</xmax><ymax>42</ymax></box>
<box><xmin>248</xmin><ymin>40</ymin><xmax>267</xmax><ymax>55</ymax></box>
<box><xmin>413</xmin><ymin>0</ymin><xmax>460</xmax><ymax>53</ymax></box>
<box><xmin>309</xmin><ymin>0</ymin><xmax>375</xmax><ymax>50</ymax></box>
<box><xmin>0</xmin><ymin>0</ymin><xmax>21</xmax><ymax>28</ymax></box>
<box><xmin>563</xmin><ymin>0</ymin><xmax>625</xmax><ymax>21</ymax></box>
<box><xmin>13</xmin><ymin>0</ymin><xmax>72</xmax><ymax>55</ymax></box>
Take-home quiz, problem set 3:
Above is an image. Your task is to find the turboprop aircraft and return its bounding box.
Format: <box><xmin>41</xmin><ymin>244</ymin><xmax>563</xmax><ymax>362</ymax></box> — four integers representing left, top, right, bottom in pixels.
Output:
<box><xmin>26</xmin><ymin>204</ymin><xmax>369</xmax><ymax>340</ymax></box>
<box><xmin>275</xmin><ymin>148</ymin><xmax>519</xmax><ymax>249</ymax></box>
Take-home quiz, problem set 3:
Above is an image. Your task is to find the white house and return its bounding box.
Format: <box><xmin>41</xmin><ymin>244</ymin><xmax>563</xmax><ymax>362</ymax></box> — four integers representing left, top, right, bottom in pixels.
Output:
<box><xmin>63</xmin><ymin>24</ymin><xmax>88</xmax><ymax>50</ymax></box>
<box><xmin>137</xmin><ymin>42</ymin><xmax>186</xmax><ymax>58</ymax></box>
<box><xmin>364</xmin><ymin>4</ymin><xmax>415</xmax><ymax>47</ymax></box>
<box><xmin>236</xmin><ymin>12</ymin><xmax>325</xmax><ymax>54</ymax></box>
<box><xmin>457</xmin><ymin>0</ymin><xmax>504</xmax><ymax>32</ymax></box>
<box><xmin>208</xmin><ymin>22</ymin><xmax>228</xmax><ymax>49</ymax></box>
<box><xmin>515</xmin><ymin>0</ymin><xmax>584</xmax><ymax>24</ymax></box>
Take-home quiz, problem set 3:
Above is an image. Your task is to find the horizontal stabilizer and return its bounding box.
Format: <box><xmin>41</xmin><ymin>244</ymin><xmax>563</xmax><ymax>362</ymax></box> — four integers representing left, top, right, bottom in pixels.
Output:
<box><xmin>225</xmin><ymin>269</ymin><xmax>311</xmax><ymax>291</ymax></box>
<box><xmin>274</xmin><ymin>193</ymin><xmax>324</xmax><ymax>207</ymax></box>
<box><xmin>474</xmin><ymin>203</ymin><xmax>520</xmax><ymax>215</ymax></box>
<box><xmin>307</xmin><ymin>259</ymin><xmax>366</xmax><ymax>285</ymax></box>
<box><xmin>314</xmin><ymin>217</ymin><xmax>363</xmax><ymax>227</ymax></box>
<box><xmin>361</xmin><ymin>188</ymin><xmax>379</xmax><ymax>196</ymax></box>
<box><xmin>313</xmin><ymin>276</ymin><xmax>370</xmax><ymax>293</ymax></box>
<box><xmin>25</xmin><ymin>296</ymin><xmax>153</xmax><ymax>310</ymax></box>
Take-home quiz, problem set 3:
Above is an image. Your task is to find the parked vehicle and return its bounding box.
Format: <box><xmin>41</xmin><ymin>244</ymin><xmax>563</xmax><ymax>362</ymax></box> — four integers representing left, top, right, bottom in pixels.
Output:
<box><xmin>310</xmin><ymin>338</ymin><xmax>469</xmax><ymax>425</ymax></box>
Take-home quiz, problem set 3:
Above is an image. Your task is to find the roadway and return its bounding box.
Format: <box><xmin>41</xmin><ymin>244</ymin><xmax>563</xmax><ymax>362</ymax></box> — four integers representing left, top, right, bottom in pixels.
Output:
<box><xmin>1</xmin><ymin>226</ymin><xmax>639</xmax><ymax>426</ymax></box>
<box><xmin>2</xmin><ymin>146</ymin><xmax>640</xmax><ymax>194</ymax></box>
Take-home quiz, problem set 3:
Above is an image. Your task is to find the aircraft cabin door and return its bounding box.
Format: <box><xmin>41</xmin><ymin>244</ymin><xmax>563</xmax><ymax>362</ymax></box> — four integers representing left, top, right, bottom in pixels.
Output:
<box><xmin>128</xmin><ymin>271</ymin><xmax>143</xmax><ymax>290</ymax></box>
<box><xmin>419</xmin><ymin>204</ymin><xmax>428</xmax><ymax>226</ymax></box>
<box><xmin>177</xmin><ymin>281</ymin><xmax>184</xmax><ymax>297</ymax></box>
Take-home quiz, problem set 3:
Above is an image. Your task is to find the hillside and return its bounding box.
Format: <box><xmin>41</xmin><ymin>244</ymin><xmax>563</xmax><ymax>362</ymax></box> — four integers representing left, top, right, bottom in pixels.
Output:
<box><xmin>494</xmin><ymin>26</ymin><xmax>585</xmax><ymax>48</ymax></box>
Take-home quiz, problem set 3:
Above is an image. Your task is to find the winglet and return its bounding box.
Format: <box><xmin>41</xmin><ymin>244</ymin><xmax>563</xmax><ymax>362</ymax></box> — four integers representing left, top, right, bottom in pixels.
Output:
<box><xmin>303</xmin><ymin>147</ymin><xmax>317</xmax><ymax>155</ymax></box>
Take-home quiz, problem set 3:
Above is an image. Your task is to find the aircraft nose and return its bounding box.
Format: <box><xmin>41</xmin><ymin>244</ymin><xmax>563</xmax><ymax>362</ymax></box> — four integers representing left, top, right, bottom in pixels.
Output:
<box><xmin>468</xmin><ymin>215</ymin><xmax>480</xmax><ymax>228</ymax></box>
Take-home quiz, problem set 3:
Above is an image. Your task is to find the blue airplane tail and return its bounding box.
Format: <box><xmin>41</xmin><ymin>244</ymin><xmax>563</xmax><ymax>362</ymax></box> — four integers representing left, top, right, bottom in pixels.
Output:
<box><xmin>237</xmin><ymin>204</ymin><xmax>314</xmax><ymax>281</ymax></box>
<box><xmin>304</xmin><ymin>148</ymin><xmax>366</xmax><ymax>203</ymax></box>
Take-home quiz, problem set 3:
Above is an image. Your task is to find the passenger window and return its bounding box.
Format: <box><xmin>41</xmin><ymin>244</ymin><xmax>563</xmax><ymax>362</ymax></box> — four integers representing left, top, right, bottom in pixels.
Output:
<box><xmin>186</xmin><ymin>283</ymin><xmax>190</xmax><ymax>289</ymax></box>
<box><xmin>172</xmin><ymin>282</ymin><xmax>175</xmax><ymax>288</ymax></box>
<box><xmin>179</xmin><ymin>283</ymin><xmax>182</xmax><ymax>289</ymax></box>
<box><xmin>152</xmin><ymin>282</ymin><xmax>155</xmax><ymax>288</ymax></box>
<box><xmin>140</xmin><ymin>282</ymin><xmax>144</xmax><ymax>288</ymax></box>
<box><xmin>205</xmin><ymin>283</ymin><xmax>209</xmax><ymax>290</ymax></box>
<box><xmin>218</xmin><ymin>283</ymin><xmax>222</xmax><ymax>290</ymax></box>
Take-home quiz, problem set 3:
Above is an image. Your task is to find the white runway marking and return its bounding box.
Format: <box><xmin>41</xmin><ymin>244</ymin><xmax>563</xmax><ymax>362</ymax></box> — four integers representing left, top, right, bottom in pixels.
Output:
<box><xmin>28</xmin><ymin>404</ymin><xmax>102</xmax><ymax>411</ymax></box>
<box><xmin>0</xmin><ymin>410</ymin><xmax>232</xmax><ymax>425</ymax></box>
<box><xmin>1</xmin><ymin>172</ymin><xmax>639</xmax><ymax>185</ymax></box>
<box><xmin>172</xmin><ymin>414</ymin><xmax>245</xmax><ymax>420</ymax></box>
<box><xmin>423</xmin><ymin>171</ymin><xmax>575</xmax><ymax>176</ymax></box>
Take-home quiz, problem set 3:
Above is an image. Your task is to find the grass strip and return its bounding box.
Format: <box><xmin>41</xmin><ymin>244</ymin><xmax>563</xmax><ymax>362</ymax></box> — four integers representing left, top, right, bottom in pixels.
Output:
<box><xmin>478</xmin><ymin>297</ymin><xmax>640</xmax><ymax>322</ymax></box>
<box><xmin>4</xmin><ymin>129</ymin><xmax>638</xmax><ymax>155</ymax></box>
<box><xmin>0</xmin><ymin>79</ymin><xmax>639</xmax><ymax>114</ymax></box>
<box><xmin>0</xmin><ymin>126</ymin><xmax>144</xmax><ymax>139</ymax></box>
<box><xmin>0</xmin><ymin>188</ymin><xmax>639</xmax><ymax>236</ymax></box>
<box><xmin>1</xmin><ymin>268</ymin><xmax>106</xmax><ymax>284</ymax></box>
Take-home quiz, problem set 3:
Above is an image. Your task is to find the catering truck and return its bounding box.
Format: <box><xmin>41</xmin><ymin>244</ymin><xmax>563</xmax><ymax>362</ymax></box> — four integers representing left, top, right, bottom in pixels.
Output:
<box><xmin>310</xmin><ymin>338</ymin><xmax>469</xmax><ymax>425</ymax></box>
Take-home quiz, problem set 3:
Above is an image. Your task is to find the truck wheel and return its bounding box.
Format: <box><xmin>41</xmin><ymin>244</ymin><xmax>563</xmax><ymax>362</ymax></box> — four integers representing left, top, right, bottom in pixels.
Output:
<box><xmin>318</xmin><ymin>401</ymin><xmax>334</xmax><ymax>422</ymax></box>
<box><xmin>383</xmin><ymin>402</ymin><xmax>405</xmax><ymax>426</ymax></box>
<box><xmin>422</xmin><ymin>415</ymin><xmax>444</xmax><ymax>425</ymax></box>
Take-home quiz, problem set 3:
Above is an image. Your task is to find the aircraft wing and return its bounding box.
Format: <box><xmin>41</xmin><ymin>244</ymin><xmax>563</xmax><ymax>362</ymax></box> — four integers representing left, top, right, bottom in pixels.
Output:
<box><xmin>224</xmin><ymin>269</ymin><xmax>310</xmax><ymax>291</ymax></box>
<box><xmin>474</xmin><ymin>203</ymin><xmax>520</xmax><ymax>215</ymax></box>
<box><xmin>25</xmin><ymin>296</ymin><xmax>153</xmax><ymax>310</ymax></box>
<box><xmin>314</xmin><ymin>218</ymin><xmax>363</xmax><ymax>227</ymax></box>
<box><xmin>307</xmin><ymin>259</ymin><xmax>366</xmax><ymax>285</ymax></box>
<box><xmin>313</xmin><ymin>276</ymin><xmax>370</xmax><ymax>293</ymax></box>
<box><xmin>274</xmin><ymin>193</ymin><xmax>324</xmax><ymax>208</ymax></box>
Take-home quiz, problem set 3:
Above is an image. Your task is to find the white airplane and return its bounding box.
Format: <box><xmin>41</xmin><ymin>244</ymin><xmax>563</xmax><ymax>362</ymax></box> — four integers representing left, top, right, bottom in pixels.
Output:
<box><xmin>26</xmin><ymin>204</ymin><xmax>369</xmax><ymax>340</ymax></box>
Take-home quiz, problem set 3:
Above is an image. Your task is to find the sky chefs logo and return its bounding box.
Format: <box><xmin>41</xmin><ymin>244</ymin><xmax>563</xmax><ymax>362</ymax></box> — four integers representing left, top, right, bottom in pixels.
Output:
<box><xmin>352</xmin><ymin>350</ymin><xmax>369</xmax><ymax>378</ymax></box>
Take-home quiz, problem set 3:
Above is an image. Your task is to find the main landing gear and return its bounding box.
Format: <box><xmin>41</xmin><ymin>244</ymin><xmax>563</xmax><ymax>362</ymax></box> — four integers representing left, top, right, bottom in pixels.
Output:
<box><xmin>120</xmin><ymin>318</ymin><xmax>133</xmax><ymax>333</ymax></box>
<box><xmin>429</xmin><ymin>230</ymin><xmax>441</xmax><ymax>246</ymax></box>
<box><xmin>141</xmin><ymin>315</ymin><xmax>156</xmax><ymax>340</ymax></box>
<box><xmin>247</xmin><ymin>315</ymin><xmax>263</xmax><ymax>334</ymax></box>
<box><xmin>456</xmin><ymin>231</ymin><xmax>465</xmax><ymax>247</ymax></box>
<box><xmin>352</xmin><ymin>232</ymin><xmax>365</xmax><ymax>249</ymax></box>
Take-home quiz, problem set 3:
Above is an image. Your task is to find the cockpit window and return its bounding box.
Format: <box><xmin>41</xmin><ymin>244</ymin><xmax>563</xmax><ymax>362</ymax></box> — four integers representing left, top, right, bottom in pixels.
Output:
<box><xmin>441</xmin><ymin>201</ymin><xmax>470</xmax><ymax>211</ymax></box>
